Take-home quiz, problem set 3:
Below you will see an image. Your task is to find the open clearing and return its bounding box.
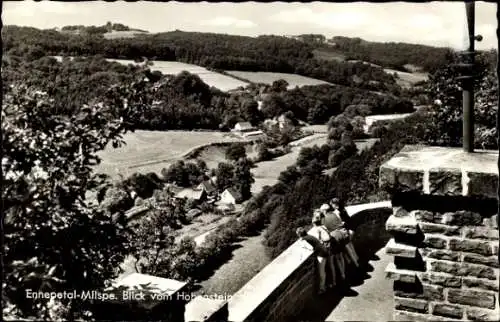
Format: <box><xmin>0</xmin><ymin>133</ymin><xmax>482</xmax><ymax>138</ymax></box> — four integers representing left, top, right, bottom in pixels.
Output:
<box><xmin>383</xmin><ymin>68</ymin><xmax>428</xmax><ymax>88</ymax></box>
<box><xmin>224</xmin><ymin>70</ymin><xmax>331</xmax><ymax>89</ymax></box>
<box><xmin>251</xmin><ymin>133</ymin><xmax>328</xmax><ymax>193</ymax></box>
<box><xmin>94</xmin><ymin>130</ymin><xmax>243</xmax><ymax>178</ymax></box>
<box><xmin>312</xmin><ymin>49</ymin><xmax>346</xmax><ymax>62</ymax></box>
<box><xmin>107</xmin><ymin>59</ymin><xmax>249</xmax><ymax>91</ymax></box>
<box><xmin>103</xmin><ymin>30</ymin><xmax>149</xmax><ymax>39</ymax></box>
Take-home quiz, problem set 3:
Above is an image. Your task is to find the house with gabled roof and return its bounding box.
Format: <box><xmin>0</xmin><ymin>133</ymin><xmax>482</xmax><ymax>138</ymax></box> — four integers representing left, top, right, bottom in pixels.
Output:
<box><xmin>220</xmin><ymin>188</ymin><xmax>242</xmax><ymax>205</ymax></box>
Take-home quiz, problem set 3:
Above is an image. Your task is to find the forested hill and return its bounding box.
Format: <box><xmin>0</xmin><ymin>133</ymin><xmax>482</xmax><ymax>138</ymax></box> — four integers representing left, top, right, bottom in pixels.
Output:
<box><xmin>2</xmin><ymin>25</ymin><xmax>454</xmax><ymax>93</ymax></box>
<box><xmin>323</xmin><ymin>36</ymin><xmax>454</xmax><ymax>73</ymax></box>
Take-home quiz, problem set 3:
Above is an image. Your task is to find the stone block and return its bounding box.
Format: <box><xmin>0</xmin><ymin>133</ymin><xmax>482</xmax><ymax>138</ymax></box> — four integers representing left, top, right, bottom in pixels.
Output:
<box><xmin>462</xmin><ymin>253</ymin><xmax>499</xmax><ymax>268</ymax></box>
<box><xmin>467</xmin><ymin>172</ymin><xmax>498</xmax><ymax>199</ymax></box>
<box><xmin>394</xmin><ymin>281</ymin><xmax>444</xmax><ymax>301</ymax></box>
<box><xmin>386</xmin><ymin>239</ymin><xmax>418</xmax><ymax>258</ymax></box>
<box><xmin>462</xmin><ymin>277</ymin><xmax>499</xmax><ymax>292</ymax></box>
<box><xmin>379</xmin><ymin>165</ymin><xmax>397</xmax><ymax>191</ymax></box>
<box><xmin>466</xmin><ymin>307</ymin><xmax>500</xmax><ymax>321</ymax></box>
<box><xmin>397</xmin><ymin>169</ymin><xmax>424</xmax><ymax>192</ymax></box>
<box><xmin>448</xmin><ymin>238</ymin><xmax>492</xmax><ymax>256</ymax></box>
<box><xmin>418</xmin><ymin>272</ymin><xmax>461</xmax><ymax>288</ymax></box>
<box><xmin>385</xmin><ymin>263</ymin><xmax>417</xmax><ymax>283</ymax></box>
<box><xmin>393</xmin><ymin>206</ymin><xmax>410</xmax><ymax>218</ymax></box>
<box><xmin>412</xmin><ymin>210</ymin><xmax>442</xmax><ymax>224</ymax></box>
<box><xmin>394</xmin><ymin>297</ymin><xmax>428</xmax><ymax>313</ymax></box>
<box><xmin>420</xmin><ymin>249</ymin><xmax>460</xmax><ymax>262</ymax></box>
<box><xmin>423</xmin><ymin>235</ymin><xmax>448</xmax><ymax>249</ymax></box>
<box><xmin>428</xmin><ymin>169</ymin><xmax>462</xmax><ymax>196</ymax></box>
<box><xmin>447</xmin><ymin>289</ymin><xmax>496</xmax><ymax>309</ymax></box>
<box><xmin>393</xmin><ymin>310</ymin><xmax>429</xmax><ymax>321</ymax></box>
<box><xmin>482</xmin><ymin>214</ymin><xmax>498</xmax><ymax>229</ymax></box>
<box><xmin>464</xmin><ymin>227</ymin><xmax>499</xmax><ymax>240</ymax></box>
<box><xmin>432</xmin><ymin>303</ymin><xmax>464</xmax><ymax>319</ymax></box>
<box><xmin>386</xmin><ymin>215</ymin><xmax>418</xmax><ymax>234</ymax></box>
<box><xmin>418</xmin><ymin>223</ymin><xmax>461</xmax><ymax>236</ymax></box>
<box><xmin>429</xmin><ymin>260</ymin><xmax>496</xmax><ymax>280</ymax></box>
<box><xmin>441</xmin><ymin>211</ymin><xmax>482</xmax><ymax>226</ymax></box>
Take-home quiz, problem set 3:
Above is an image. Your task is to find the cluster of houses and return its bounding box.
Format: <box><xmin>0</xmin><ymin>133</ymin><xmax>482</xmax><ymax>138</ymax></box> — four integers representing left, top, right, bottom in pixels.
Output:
<box><xmin>168</xmin><ymin>177</ymin><xmax>243</xmax><ymax>208</ymax></box>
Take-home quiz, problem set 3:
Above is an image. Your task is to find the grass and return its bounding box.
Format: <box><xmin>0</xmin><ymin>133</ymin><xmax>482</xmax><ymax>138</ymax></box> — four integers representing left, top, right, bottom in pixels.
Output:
<box><xmin>103</xmin><ymin>30</ymin><xmax>149</xmax><ymax>39</ymax></box>
<box><xmin>94</xmin><ymin>130</ymin><xmax>244</xmax><ymax>178</ymax></box>
<box><xmin>312</xmin><ymin>49</ymin><xmax>346</xmax><ymax>62</ymax></box>
<box><xmin>107</xmin><ymin>59</ymin><xmax>249</xmax><ymax>91</ymax></box>
<box><xmin>196</xmin><ymin>230</ymin><xmax>270</xmax><ymax>296</ymax></box>
<box><xmin>251</xmin><ymin>134</ymin><xmax>328</xmax><ymax>193</ymax></box>
<box><xmin>174</xmin><ymin>213</ymin><xmax>232</xmax><ymax>244</ymax></box>
<box><xmin>224</xmin><ymin>70</ymin><xmax>331</xmax><ymax>89</ymax></box>
<box><xmin>383</xmin><ymin>68</ymin><xmax>428</xmax><ymax>88</ymax></box>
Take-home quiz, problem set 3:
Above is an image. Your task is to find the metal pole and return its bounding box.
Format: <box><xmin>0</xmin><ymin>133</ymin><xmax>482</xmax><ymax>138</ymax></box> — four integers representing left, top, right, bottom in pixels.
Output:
<box><xmin>463</xmin><ymin>1</ymin><xmax>475</xmax><ymax>152</ymax></box>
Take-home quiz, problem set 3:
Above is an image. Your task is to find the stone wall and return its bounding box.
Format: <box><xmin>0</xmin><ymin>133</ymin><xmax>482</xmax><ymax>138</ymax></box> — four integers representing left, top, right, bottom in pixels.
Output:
<box><xmin>227</xmin><ymin>238</ymin><xmax>316</xmax><ymax>322</ymax></box>
<box><xmin>227</xmin><ymin>202</ymin><xmax>392</xmax><ymax>322</ymax></box>
<box><xmin>380</xmin><ymin>146</ymin><xmax>499</xmax><ymax>321</ymax></box>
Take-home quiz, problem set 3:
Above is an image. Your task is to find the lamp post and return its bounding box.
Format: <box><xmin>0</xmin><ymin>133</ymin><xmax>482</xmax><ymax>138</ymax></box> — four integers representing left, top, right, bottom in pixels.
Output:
<box><xmin>456</xmin><ymin>1</ymin><xmax>483</xmax><ymax>153</ymax></box>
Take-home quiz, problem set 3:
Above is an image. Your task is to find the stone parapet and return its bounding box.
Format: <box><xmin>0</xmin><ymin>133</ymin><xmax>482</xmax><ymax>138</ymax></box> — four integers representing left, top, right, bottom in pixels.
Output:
<box><xmin>380</xmin><ymin>146</ymin><xmax>499</xmax><ymax>321</ymax></box>
<box><xmin>379</xmin><ymin>146</ymin><xmax>498</xmax><ymax>198</ymax></box>
<box><xmin>185</xmin><ymin>296</ymin><xmax>228</xmax><ymax>322</ymax></box>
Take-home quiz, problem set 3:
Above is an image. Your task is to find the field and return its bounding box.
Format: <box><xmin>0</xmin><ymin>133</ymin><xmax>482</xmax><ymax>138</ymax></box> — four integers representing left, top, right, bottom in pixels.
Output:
<box><xmin>103</xmin><ymin>30</ymin><xmax>149</xmax><ymax>39</ymax></box>
<box><xmin>383</xmin><ymin>68</ymin><xmax>428</xmax><ymax>88</ymax></box>
<box><xmin>224</xmin><ymin>70</ymin><xmax>331</xmax><ymax>89</ymax></box>
<box><xmin>312</xmin><ymin>49</ymin><xmax>346</xmax><ymax>62</ymax></box>
<box><xmin>94</xmin><ymin>130</ymin><xmax>244</xmax><ymax>178</ymax></box>
<box><xmin>251</xmin><ymin>133</ymin><xmax>328</xmax><ymax>192</ymax></box>
<box><xmin>107</xmin><ymin>59</ymin><xmax>249</xmax><ymax>91</ymax></box>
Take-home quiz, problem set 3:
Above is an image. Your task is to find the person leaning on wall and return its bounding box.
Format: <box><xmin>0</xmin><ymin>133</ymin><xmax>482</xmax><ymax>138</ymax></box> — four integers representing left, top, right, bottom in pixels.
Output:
<box><xmin>296</xmin><ymin>212</ymin><xmax>336</xmax><ymax>294</ymax></box>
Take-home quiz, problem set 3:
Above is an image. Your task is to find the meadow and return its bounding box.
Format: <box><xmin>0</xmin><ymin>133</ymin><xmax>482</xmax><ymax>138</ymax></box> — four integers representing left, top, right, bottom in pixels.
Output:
<box><xmin>102</xmin><ymin>30</ymin><xmax>149</xmax><ymax>39</ymax></box>
<box><xmin>383</xmin><ymin>68</ymin><xmax>429</xmax><ymax>88</ymax></box>
<box><xmin>107</xmin><ymin>59</ymin><xmax>249</xmax><ymax>91</ymax></box>
<box><xmin>94</xmin><ymin>130</ymin><xmax>244</xmax><ymax>178</ymax></box>
<box><xmin>224</xmin><ymin>70</ymin><xmax>332</xmax><ymax>89</ymax></box>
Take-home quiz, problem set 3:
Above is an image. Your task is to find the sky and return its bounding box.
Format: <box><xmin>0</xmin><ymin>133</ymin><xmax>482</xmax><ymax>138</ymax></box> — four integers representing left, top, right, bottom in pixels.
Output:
<box><xmin>2</xmin><ymin>1</ymin><xmax>498</xmax><ymax>50</ymax></box>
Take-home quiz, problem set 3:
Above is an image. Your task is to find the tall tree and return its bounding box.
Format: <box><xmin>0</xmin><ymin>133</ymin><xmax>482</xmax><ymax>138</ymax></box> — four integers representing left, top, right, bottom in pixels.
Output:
<box><xmin>232</xmin><ymin>158</ymin><xmax>255</xmax><ymax>201</ymax></box>
<box><xmin>2</xmin><ymin>74</ymin><xmax>153</xmax><ymax>320</ymax></box>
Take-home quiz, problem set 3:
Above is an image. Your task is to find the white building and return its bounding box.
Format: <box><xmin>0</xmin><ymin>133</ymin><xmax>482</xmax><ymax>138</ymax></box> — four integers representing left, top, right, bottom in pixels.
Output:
<box><xmin>232</xmin><ymin>122</ymin><xmax>255</xmax><ymax>132</ymax></box>
<box><xmin>220</xmin><ymin>188</ymin><xmax>242</xmax><ymax>205</ymax></box>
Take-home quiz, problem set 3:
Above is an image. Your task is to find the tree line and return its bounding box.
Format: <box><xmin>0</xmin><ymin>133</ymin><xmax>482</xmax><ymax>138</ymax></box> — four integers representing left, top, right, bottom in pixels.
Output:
<box><xmin>3</xmin><ymin>25</ymin><xmax>426</xmax><ymax>94</ymax></box>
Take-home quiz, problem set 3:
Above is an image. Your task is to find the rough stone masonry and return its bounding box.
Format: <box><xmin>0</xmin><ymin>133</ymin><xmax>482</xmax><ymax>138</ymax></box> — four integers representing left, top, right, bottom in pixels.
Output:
<box><xmin>379</xmin><ymin>146</ymin><xmax>499</xmax><ymax>321</ymax></box>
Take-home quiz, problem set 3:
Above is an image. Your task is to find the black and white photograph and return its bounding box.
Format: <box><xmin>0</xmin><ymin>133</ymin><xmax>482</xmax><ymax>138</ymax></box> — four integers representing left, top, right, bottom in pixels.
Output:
<box><xmin>2</xmin><ymin>1</ymin><xmax>499</xmax><ymax>321</ymax></box>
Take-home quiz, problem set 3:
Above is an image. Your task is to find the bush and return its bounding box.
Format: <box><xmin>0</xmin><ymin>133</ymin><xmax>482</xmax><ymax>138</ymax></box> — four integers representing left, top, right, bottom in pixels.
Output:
<box><xmin>225</xmin><ymin>143</ymin><xmax>247</xmax><ymax>161</ymax></box>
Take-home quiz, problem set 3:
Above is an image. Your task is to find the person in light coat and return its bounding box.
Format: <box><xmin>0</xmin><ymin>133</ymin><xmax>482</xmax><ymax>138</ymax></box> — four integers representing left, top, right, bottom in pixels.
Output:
<box><xmin>304</xmin><ymin>211</ymin><xmax>337</xmax><ymax>294</ymax></box>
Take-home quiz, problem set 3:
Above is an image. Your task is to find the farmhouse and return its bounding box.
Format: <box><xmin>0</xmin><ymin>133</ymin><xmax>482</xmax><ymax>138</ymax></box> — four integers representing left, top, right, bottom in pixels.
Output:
<box><xmin>220</xmin><ymin>188</ymin><xmax>242</xmax><ymax>205</ymax></box>
<box><xmin>197</xmin><ymin>180</ymin><xmax>217</xmax><ymax>195</ymax></box>
<box><xmin>241</xmin><ymin>130</ymin><xmax>266</xmax><ymax>141</ymax></box>
<box><xmin>175</xmin><ymin>188</ymin><xmax>207</xmax><ymax>202</ymax></box>
<box><xmin>232</xmin><ymin>122</ymin><xmax>255</xmax><ymax>132</ymax></box>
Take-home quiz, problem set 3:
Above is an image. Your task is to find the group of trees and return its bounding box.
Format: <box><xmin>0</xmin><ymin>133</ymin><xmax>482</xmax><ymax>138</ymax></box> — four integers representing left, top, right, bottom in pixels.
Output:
<box><xmin>3</xmin><ymin>76</ymin><xmax>156</xmax><ymax>320</ymax></box>
<box><xmin>215</xmin><ymin>144</ymin><xmax>254</xmax><ymax>201</ymax></box>
<box><xmin>161</xmin><ymin>159</ymin><xmax>209</xmax><ymax>188</ymax></box>
<box><xmin>261</xmin><ymin>83</ymin><xmax>415</xmax><ymax>125</ymax></box>
<box><xmin>3</xmin><ymin>26</ymin><xmax>407</xmax><ymax>93</ymax></box>
<box><xmin>330</xmin><ymin>35</ymin><xmax>454</xmax><ymax>73</ymax></box>
<box><xmin>260</xmin><ymin>49</ymin><xmax>498</xmax><ymax>258</ymax></box>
